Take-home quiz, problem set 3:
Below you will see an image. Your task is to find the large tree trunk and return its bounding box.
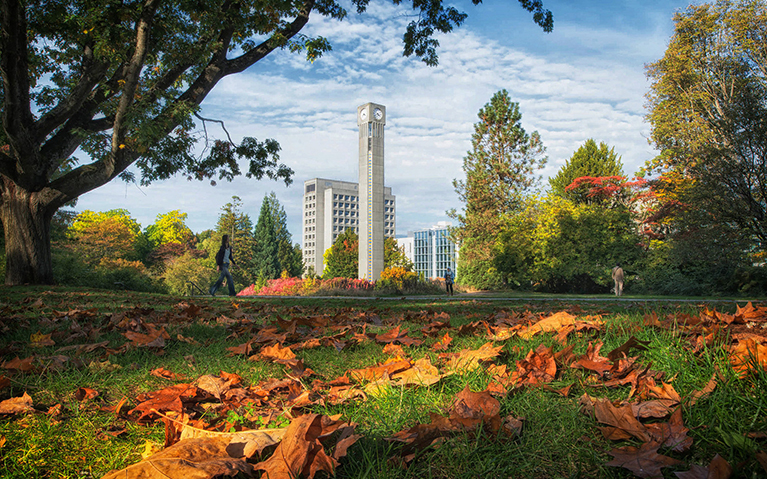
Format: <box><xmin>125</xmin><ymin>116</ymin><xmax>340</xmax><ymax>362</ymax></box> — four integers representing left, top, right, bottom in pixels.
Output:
<box><xmin>1</xmin><ymin>180</ymin><xmax>55</xmax><ymax>285</ymax></box>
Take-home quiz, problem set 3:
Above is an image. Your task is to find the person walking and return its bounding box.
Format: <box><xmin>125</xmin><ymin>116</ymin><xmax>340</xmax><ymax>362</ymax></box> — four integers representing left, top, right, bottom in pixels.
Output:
<box><xmin>611</xmin><ymin>263</ymin><xmax>624</xmax><ymax>297</ymax></box>
<box><xmin>210</xmin><ymin>234</ymin><xmax>238</xmax><ymax>296</ymax></box>
<box><xmin>444</xmin><ymin>267</ymin><xmax>454</xmax><ymax>296</ymax></box>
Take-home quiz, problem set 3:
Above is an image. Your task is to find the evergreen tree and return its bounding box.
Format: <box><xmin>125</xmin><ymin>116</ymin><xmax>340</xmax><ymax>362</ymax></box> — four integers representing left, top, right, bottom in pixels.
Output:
<box><xmin>261</xmin><ymin>192</ymin><xmax>302</xmax><ymax>277</ymax></box>
<box><xmin>449</xmin><ymin>90</ymin><xmax>547</xmax><ymax>289</ymax></box>
<box><xmin>253</xmin><ymin>196</ymin><xmax>281</xmax><ymax>280</ymax></box>
<box><xmin>548</xmin><ymin>139</ymin><xmax>624</xmax><ymax>203</ymax></box>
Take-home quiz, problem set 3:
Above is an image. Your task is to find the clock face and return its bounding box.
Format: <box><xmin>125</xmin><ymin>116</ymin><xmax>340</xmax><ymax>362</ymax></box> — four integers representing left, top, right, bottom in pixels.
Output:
<box><xmin>359</xmin><ymin>109</ymin><xmax>368</xmax><ymax>121</ymax></box>
<box><xmin>374</xmin><ymin>108</ymin><xmax>383</xmax><ymax>120</ymax></box>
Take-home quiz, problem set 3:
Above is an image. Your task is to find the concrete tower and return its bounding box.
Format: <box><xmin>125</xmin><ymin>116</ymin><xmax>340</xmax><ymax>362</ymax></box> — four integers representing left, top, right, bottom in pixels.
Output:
<box><xmin>357</xmin><ymin>102</ymin><xmax>386</xmax><ymax>281</ymax></box>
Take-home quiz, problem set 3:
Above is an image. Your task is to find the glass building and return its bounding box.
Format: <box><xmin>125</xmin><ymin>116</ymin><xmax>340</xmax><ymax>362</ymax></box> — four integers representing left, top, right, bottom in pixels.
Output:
<box><xmin>405</xmin><ymin>222</ymin><xmax>457</xmax><ymax>280</ymax></box>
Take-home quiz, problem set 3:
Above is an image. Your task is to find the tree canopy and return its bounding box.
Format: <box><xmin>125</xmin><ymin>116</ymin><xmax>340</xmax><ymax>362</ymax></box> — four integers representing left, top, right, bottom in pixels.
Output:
<box><xmin>0</xmin><ymin>0</ymin><xmax>553</xmax><ymax>285</ymax></box>
<box><xmin>645</xmin><ymin>0</ymin><xmax>767</xmax><ymax>255</ymax></box>
<box><xmin>548</xmin><ymin>139</ymin><xmax>624</xmax><ymax>203</ymax></box>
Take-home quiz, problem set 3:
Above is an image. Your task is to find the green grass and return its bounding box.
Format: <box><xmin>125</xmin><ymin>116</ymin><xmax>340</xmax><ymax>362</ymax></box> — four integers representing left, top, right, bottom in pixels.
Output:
<box><xmin>0</xmin><ymin>286</ymin><xmax>765</xmax><ymax>478</ymax></box>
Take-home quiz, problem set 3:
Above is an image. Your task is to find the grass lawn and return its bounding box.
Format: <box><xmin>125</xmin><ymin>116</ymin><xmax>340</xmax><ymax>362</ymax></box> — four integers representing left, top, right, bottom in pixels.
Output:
<box><xmin>0</xmin><ymin>286</ymin><xmax>765</xmax><ymax>478</ymax></box>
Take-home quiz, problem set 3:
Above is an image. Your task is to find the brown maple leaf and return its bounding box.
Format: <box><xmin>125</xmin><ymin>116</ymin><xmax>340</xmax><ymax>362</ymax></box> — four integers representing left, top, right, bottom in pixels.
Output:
<box><xmin>253</xmin><ymin>414</ymin><xmax>357</xmax><ymax>479</ymax></box>
<box><xmin>593</xmin><ymin>398</ymin><xmax>650</xmax><ymax>442</ymax></box>
<box><xmin>606</xmin><ymin>441</ymin><xmax>684</xmax><ymax>479</ymax></box>
<box><xmin>0</xmin><ymin>392</ymin><xmax>35</xmax><ymax>415</ymax></box>
<box><xmin>608</xmin><ymin>336</ymin><xmax>651</xmax><ymax>361</ymax></box>
<box><xmin>518</xmin><ymin>311</ymin><xmax>578</xmax><ymax>340</ymax></box>
<box><xmin>348</xmin><ymin>358</ymin><xmax>411</xmax><ymax>383</ymax></box>
<box><xmin>102</xmin><ymin>436</ymin><xmax>254</xmax><ymax>479</ymax></box>
<box><xmin>674</xmin><ymin>454</ymin><xmax>732</xmax><ymax>479</ymax></box>
<box><xmin>431</xmin><ymin>331</ymin><xmax>453</xmax><ymax>352</ymax></box>
<box><xmin>509</xmin><ymin>344</ymin><xmax>557</xmax><ymax>386</ymax></box>
<box><xmin>571</xmin><ymin>341</ymin><xmax>613</xmax><ymax>377</ymax></box>
<box><xmin>391</xmin><ymin>357</ymin><xmax>442</xmax><ymax>387</ymax></box>
<box><xmin>645</xmin><ymin>408</ymin><xmax>693</xmax><ymax>453</ymax></box>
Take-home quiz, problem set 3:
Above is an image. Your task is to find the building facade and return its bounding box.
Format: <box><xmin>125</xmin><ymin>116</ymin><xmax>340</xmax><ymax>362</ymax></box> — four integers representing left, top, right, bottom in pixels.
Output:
<box><xmin>401</xmin><ymin>221</ymin><xmax>458</xmax><ymax>281</ymax></box>
<box><xmin>302</xmin><ymin>178</ymin><xmax>395</xmax><ymax>276</ymax></box>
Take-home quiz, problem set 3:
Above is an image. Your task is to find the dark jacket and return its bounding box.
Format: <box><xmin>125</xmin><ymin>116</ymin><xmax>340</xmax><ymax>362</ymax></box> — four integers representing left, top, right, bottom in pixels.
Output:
<box><xmin>215</xmin><ymin>245</ymin><xmax>236</xmax><ymax>267</ymax></box>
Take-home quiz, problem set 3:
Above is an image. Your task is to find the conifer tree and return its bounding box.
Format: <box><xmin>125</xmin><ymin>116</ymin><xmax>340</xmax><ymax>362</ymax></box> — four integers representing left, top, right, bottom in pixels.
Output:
<box><xmin>449</xmin><ymin>90</ymin><xmax>547</xmax><ymax>289</ymax></box>
<box><xmin>548</xmin><ymin>139</ymin><xmax>624</xmax><ymax>203</ymax></box>
<box><xmin>253</xmin><ymin>196</ymin><xmax>281</xmax><ymax>280</ymax></box>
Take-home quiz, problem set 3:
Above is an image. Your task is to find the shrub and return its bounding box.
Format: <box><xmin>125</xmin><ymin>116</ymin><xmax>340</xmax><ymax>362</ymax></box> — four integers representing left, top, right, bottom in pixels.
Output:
<box><xmin>52</xmin><ymin>247</ymin><xmax>162</xmax><ymax>292</ymax></box>
<box><xmin>377</xmin><ymin>266</ymin><xmax>418</xmax><ymax>293</ymax></box>
<box><xmin>163</xmin><ymin>252</ymin><xmax>216</xmax><ymax>295</ymax></box>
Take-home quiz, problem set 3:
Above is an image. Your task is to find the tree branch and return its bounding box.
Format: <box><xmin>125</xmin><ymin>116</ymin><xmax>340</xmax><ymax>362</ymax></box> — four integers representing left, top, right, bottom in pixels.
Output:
<box><xmin>34</xmin><ymin>44</ymin><xmax>109</xmax><ymax>143</ymax></box>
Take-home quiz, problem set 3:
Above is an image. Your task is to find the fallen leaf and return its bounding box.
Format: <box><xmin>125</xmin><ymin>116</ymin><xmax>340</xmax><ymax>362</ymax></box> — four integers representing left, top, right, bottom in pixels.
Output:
<box><xmin>431</xmin><ymin>331</ymin><xmax>453</xmax><ymax>352</ymax></box>
<box><xmin>675</xmin><ymin>454</ymin><xmax>732</xmax><ymax>479</ymax></box>
<box><xmin>0</xmin><ymin>392</ymin><xmax>34</xmax><ymax>415</ymax></box>
<box><xmin>391</xmin><ymin>357</ymin><xmax>442</xmax><ymax>387</ymax></box>
<box><xmin>30</xmin><ymin>331</ymin><xmax>55</xmax><ymax>348</ymax></box>
<box><xmin>151</xmin><ymin>367</ymin><xmax>189</xmax><ymax>381</ymax></box>
<box><xmin>608</xmin><ymin>336</ymin><xmax>650</xmax><ymax>361</ymax></box>
<box><xmin>606</xmin><ymin>441</ymin><xmax>684</xmax><ymax>479</ymax></box>
<box><xmin>2</xmin><ymin>356</ymin><xmax>35</xmax><ymax>372</ymax></box>
<box><xmin>730</xmin><ymin>339</ymin><xmax>767</xmax><ymax>377</ymax></box>
<box><xmin>518</xmin><ymin>311</ymin><xmax>578</xmax><ymax>340</ymax></box>
<box><xmin>443</xmin><ymin>343</ymin><xmax>503</xmax><ymax>374</ymax></box>
<box><xmin>253</xmin><ymin>414</ymin><xmax>353</xmax><ymax>479</ymax></box>
<box><xmin>593</xmin><ymin>398</ymin><xmax>649</xmax><ymax>442</ymax></box>
<box><xmin>102</xmin><ymin>437</ymin><xmax>253</xmax><ymax>479</ymax></box>
<box><xmin>75</xmin><ymin>387</ymin><xmax>99</xmax><ymax>402</ymax></box>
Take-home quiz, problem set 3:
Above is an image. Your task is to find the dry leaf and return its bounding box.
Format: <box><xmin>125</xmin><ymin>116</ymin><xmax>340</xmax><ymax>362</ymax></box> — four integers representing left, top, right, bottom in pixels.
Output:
<box><xmin>102</xmin><ymin>437</ymin><xmax>253</xmax><ymax>479</ymax></box>
<box><xmin>593</xmin><ymin>398</ymin><xmax>649</xmax><ymax>442</ymax></box>
<box><xmin>0</xmin><ymin>392</ymin><xmax>34</xmax><ymax>415</ymax></box>
<box><xmin>606</xmin><ymin>441</ymin><xmax>684</xmax><ymax>479</ymax></box>
<box><xmin>518</xmin><ymin>311</ymin><xmax>577</xmax><ymax>340</ymax></box>
<box><xmin>443</xmin><ymin>343</ymin><xmax>503</xmax><ymax>374</ymax></box>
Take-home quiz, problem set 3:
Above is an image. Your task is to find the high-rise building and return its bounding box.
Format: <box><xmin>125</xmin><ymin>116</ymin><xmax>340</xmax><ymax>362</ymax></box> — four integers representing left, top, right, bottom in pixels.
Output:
<box><xmin>400</xmin><ymin>221</ymin><xmax>458</xmax><ymax>280</ymax></box>
<box><xmin>357</xmin><ymin>102</ymin><xmax>386</xmax><ymax>281</ymax></box>
<box><xmin>302</xmin><ymin>178</ymin><xmax>396</xmax><ymax>276</ymax></box>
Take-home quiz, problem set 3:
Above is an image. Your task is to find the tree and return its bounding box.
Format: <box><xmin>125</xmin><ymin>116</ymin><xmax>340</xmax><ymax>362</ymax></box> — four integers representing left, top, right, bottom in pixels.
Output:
<box><xmin>262</xmin><ymin>192</ymin><xmax>302</xmax><ymax>277</ymax></box>
<box><xmin>0</xmin><ymin>0</ymin><xmax>553</xmax><ymax>285</ymax></box>
<box><xmin>253</xmin><ymin>196</ymin><xmax>280</xmax><ymax>280</ymax></box>
<box><xmin>145</xmin><ymin>210</ymin><xmax>194</xmax><ymax>247</ymax></box>
<box><xmin>68</xmin><ymin>209</ymin><xmax>141</xmax><ymax>264</ymax></box>
<box><xmin>323</xmin><ymin>231</ymin><xmax>408</xmax><ymax>278</ymax></box>
<box><xmin>645</xmin><ymin>0</ymin><xmax>767</xmax><ymax>256</ymax></box>
<box><xmin>384</xmin><ymin>237</ymin><xmax>414</xmax><ymax>271</ymax></box>
<box><xmin>323</xmin><ymin>229</ymin><xmax>358</xmax><ymax>279</ymax></box>
<box><xmin>549</xmin><ymin>139</ymin><xmax>624</xmax><ymax>203</ymax></box>
<box><xmin>494</xmin><ymin>195</ymin><xmax>643</xmax><ymax>293</ymax></box>
<box><xmin>449</xmin><ymin>89</ymin><xmax>547</xmax><ymax>288</ymax></box>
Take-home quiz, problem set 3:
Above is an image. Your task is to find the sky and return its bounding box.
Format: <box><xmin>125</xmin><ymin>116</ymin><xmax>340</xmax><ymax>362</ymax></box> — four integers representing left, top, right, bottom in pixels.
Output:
<box><xmin>76</xmin><ymin>0</ymin><xmax>699</xmax><ymax>244</ymax></box>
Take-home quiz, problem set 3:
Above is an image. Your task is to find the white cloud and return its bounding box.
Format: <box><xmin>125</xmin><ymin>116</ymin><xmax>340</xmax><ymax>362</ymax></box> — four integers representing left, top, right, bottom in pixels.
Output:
<box><xmin>76</xmin><ymin>0</ymin><xmax>692</xmax><ymax>246</ymax></box>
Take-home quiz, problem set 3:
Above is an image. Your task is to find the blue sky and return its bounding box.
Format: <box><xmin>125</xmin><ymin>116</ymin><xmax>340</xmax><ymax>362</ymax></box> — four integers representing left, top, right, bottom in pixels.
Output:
<box><xmin>76</xmin><ymin>0</ymin><xmax>698</xmax><ymax>244</ymax></box>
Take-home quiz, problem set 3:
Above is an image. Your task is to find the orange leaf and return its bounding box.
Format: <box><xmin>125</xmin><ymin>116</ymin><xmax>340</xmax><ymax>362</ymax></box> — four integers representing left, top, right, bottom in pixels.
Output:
<box><xmin>431</xmin><ymin>331</ymin><xmax>453</xmax><ymax>352</ymax></box>
<box><xmin>260</xmin><ymin>343</ymin><xmax>296</xmax><ymax>362</ymax></box>
<box><xmin>518</xmin><ymin>311</ymin><xmax>577</xmax><ymax>340</ymax></box>
<box><xmin>443</xmin><ymin>343</ymin><xmax>503</xmax><ymax>374</ymax></box>
<box><xmin>730</xmin><ymin>339</ymin><xmax>767</xmax><ymax>377</ymax></box>
<box><xmin>75</xmin><ymin>387</ymin><xmax>99</xmax><ymax>402</ymax></box>
<box><xmin>391</xmin><ymin>358</ymin><xmax>442</xmax><ymax>387</ymax></box>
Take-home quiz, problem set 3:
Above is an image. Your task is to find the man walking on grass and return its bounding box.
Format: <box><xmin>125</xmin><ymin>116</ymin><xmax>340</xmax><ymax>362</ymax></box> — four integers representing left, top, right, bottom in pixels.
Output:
<box><xmin>612</xmin><ymin>263</ymin><xmax>624</xmax><ymax>297</ymax></box>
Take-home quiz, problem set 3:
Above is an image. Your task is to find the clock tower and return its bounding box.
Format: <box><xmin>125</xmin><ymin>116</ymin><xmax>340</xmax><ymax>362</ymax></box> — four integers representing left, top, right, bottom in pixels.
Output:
<box><xmin>357</xmin><ymin>102</ymin><xmax>386</xmax><ymax>281</ymax></box>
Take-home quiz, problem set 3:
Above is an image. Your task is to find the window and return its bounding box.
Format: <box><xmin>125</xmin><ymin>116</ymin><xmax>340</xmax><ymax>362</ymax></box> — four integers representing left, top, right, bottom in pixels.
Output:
<box><xmin>306</xmin><ymin>184</ymin><xmax>315</xmax><ymax>193</ymax></box>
